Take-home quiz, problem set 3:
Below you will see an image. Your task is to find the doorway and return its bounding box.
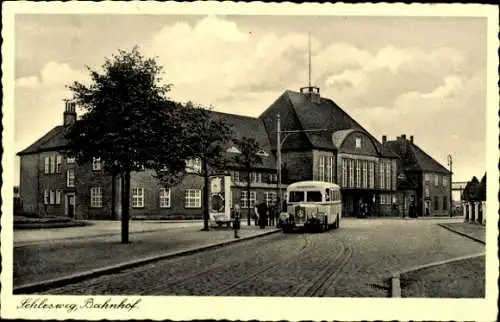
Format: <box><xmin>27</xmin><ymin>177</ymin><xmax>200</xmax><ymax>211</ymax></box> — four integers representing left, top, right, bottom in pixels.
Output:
<box><xmin>65</xmin><ymin>193</ymin><xmax>76</xmax><ymax>218</ymax></box>
<box><xmin>424</xmin><ymin>200</ymin><xmax>430</xmax><ymax>216</ymax></box>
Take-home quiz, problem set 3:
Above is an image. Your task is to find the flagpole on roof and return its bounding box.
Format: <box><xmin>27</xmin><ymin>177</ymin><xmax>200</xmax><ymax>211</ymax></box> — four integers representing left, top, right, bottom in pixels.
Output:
<box><xmin>308</xmin><ymin>32</ymin><xmax>311</xmax><ymax>88</ymax></box>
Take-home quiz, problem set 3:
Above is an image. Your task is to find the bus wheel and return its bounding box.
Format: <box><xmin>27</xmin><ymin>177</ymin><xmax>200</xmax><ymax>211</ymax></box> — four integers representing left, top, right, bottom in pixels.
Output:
<box><xmin>324</xmin><ymin>216</ymin><xmax>329</xmax><ymax>232</ymax></box>
<box><xmin>334</xmin><ymin>215</ymin><xmax>340</xmax><ymax>229</ymax></box>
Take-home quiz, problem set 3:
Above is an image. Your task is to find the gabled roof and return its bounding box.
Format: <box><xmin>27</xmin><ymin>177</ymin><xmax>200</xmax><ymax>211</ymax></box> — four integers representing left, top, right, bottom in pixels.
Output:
<box><xmin>17</xmin><ymin>111</ymin><xmax>276</xmax><ymax>170</ymax></box>
<box><xmin>17</xmin><ymin>126</ymin><xmax>70</xmax><ymax>156</ymax></box>
<box><xmin>259</xmin><ymin>90</ymin><xmax>397</xmax><ymax>158</ymax></box>
<box><xmin>383</xmin><ymin>138</ymin><xmax>450</xmax><ymax>174</ymax></box>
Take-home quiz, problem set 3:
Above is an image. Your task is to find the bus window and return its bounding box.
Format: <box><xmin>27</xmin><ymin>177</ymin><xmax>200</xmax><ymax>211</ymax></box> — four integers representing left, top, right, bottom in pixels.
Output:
<box><xmin>325</xmin><ymin>189</ymin><xmax>331</xmax><ymax>201</ymax></box>
<box><xmin>289</xmin><ymin>191</ymin><xmax>305</xmax><ymax>202</ymax></box>
<box><xmin>306</xmin><ymin>191</ymin><xmax>323</xmax><ymax>202</ymax></box>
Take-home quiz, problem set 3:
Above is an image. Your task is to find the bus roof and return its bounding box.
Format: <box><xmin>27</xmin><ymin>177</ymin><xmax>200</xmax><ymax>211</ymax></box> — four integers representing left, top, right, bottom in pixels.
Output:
<box><xmin>286</xmin><ymin>181</ymin><xmax>341</xmax><ymax>191</ymax></box>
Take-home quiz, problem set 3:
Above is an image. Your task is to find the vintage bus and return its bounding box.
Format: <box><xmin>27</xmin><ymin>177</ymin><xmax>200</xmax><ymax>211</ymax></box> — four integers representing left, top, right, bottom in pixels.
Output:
<box><xmin>280</xmin><ymin>181</ymin><xmax>342</xmax><ymax>233</ymax></box>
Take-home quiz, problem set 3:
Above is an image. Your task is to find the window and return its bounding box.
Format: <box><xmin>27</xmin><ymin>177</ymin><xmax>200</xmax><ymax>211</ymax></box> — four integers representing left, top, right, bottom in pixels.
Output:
<box><xmin>379</xmin><ymin>162</ymin><xmax>385</xmax><ymax>189</ymax></box>
<box><xmin>44</xmin><ymin>157</ymin><xmax>50</xmax><ymax>174</ymax></box>
<box><xmin>349</xmin><ymin>159</ymin><xmax>355</xmax><ymax>188</ymax></box>
<box><xmin>306</xmin><ymin>191</ymin><xmax>323</xmax><ymax>202</ymax></box>
<box><xmin>49</xmin><ymin>190</ymin><xmax>55</xmax><ymax>205</ymax></box>
<box><xmin>264</xmin><ymin>192</ymin><xmax>277</xmax><ymax>206</ymax></box>
<box><xmin>289</xmin><ymin>191</ymin><xmax>305</xmax><ymax>203</ymax></box>
<box><xmin>424</xmin><ymin>173</ymin><xmax>431</xmax><ymax>182</ymax></box>
<box><xmin>318</xmin><ymin>156</ymin><xmax>325</xmax><ymax>181</ymax></box>
<box><xmin>67</xmin><ymin>169</ymin><xmax>75</xmax><ymax>187</ymax></box>
<box><xmin>50</xmin><ymin>155</ymin><xmax>56</xmax><ymax>173</ymax></box>
<box><xmin>385</xmin><ymin>162</ymin><xmax>391</xmax><ymax>190</ymax></box>
<box><xmin>55</xmin><ymin>190</ymin><xmax>62</xmax><ymax>205</ymax></box>
<box><xmin>67</xmin><ymin>157</ymin><xmax>76</xmax><ymax>164</ymax></box>
<box><xmin>256</xmin><ymin>150</ymin><xmax>269</xmax><ymax>157</ymax></box>
<box><xmin>434</xmin><ymin>174</ymin><xmax>439</xmax><ymax>187</ymax></box>
<box><xmin>443</xmin><ymin>176</ymin><xmax>448</xmax><ymax>187</ymax></box>
<box><xmin>56</xmin><ymin>155</ymin><xmax>62</xmax><ymax>173</ymax></box>
<box><xmin>355</xmin><ymin>137</ymin><xmax>362</xmax><ymax>149</ymax></box>
<box><xmin>250</xmin><ymin>172</ymin><xmax>262</xmax><ymax>183</ymax></box>
<box><xmin>44</xmin><ymin>189</ymin><xmax>49</xmax><ymax>205</ymax></box>
<box><xmin>159</xmin><ymin>188</ymin><xmax>171</xmax><ymax>208</ymax></box>
<box><xmin>240</xmin><ymin>191</ymin><xmax>256</xmax><ymax>208</ymax></box>
<box><xmin>185</xmin><ymin>158</ymin><xmax>202</xmax><ymax>173</ymax></box>
<box><xmin>268</xmin><ymin>173</ymin><xmax>277</xmax><ymax>183</ymax></box>
<box><xmin>434</xmin><ymin>196</ymin><xmax>439</xmax><ymax>210</ymax></box>
<box><xmin>355</xmin><ymin>159</ymin><xmax>361</xmax><ymax>188</ymax></box>
<box><xmin>226</xmin><ymin>146</ymin><xmax>241</xmax><ymax>154</ymax></box>
<box><xmin>342</xmin><ymin>158</ymin><xmax>348</xmax><ymax>187</ymax></box>
<box><xmin>90</xmin><ymin>187</ymin><xmax>103</xmax><ymax>208</ymax></box>
<box><xmin>369</xmin><ymin>161</ymin><xmax>375</xmax><ymax>188</ymax></box>
<box><xmin>185</xmin><ymin>189</ymin><xmax>201</xmax><ymax>208</ymax></box>
<box><xmin>132</xmin><ymin>188</ymin><xmax>145</xmax><ymax>208</ymax></box>
<box><xmin>326</xmin><ymin>156</ymin><xmax>333</xmax><ymax>183</ymax></box>
<box><xmin>362</xmin><ymin>160</ymin><xmax>368</xmax><ymax>188</ymax></box>
<box><xmin>443</xmin><ymin>196</ymin><xmax>448</xmax><ymax>210</ymax></box>
<box><xmin>92</xmin><ymin>157</ymin><xmax>102</xmax><ymax>171</ymax></box>
<box><xmin>425</xmin><ymin>187</ymin><xmax>430</xmax><ymax>198</ymax></box>
<box><xmin>231</xmin><ymin>171</ymin><xmax>240</xmax><ymax>183</ymax></box>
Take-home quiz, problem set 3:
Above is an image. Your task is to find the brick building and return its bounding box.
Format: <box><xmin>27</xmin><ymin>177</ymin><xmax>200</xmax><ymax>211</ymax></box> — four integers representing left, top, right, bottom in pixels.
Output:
<box><xmin>18</xmin><ymin>86</ymin><xmax>450</xmax><ymax>219</ymax></box>
<box><xmin>259</xmin><ymin>86</ymin><xmax>399</xmax><ymax>217</ymax></box>
<box><xmin>382</xmin><ymin>135</ymin><xmax>452</xmax><ymax>217</ymax></box>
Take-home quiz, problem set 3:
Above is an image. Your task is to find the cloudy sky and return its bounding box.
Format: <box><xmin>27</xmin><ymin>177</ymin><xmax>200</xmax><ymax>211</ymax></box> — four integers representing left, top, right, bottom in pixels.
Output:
<box><xmin>14</xmin><ymin>14</ymin><xmax>488</xmax><ymax>186</ymax></box>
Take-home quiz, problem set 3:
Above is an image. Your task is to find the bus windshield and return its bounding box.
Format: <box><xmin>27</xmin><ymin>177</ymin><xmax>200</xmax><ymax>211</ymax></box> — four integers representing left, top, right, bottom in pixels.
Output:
<box><xmin>306</xmin><ymin>191</ymin><xmax>323</xmax><ymax>202</ymax></box>
<box><xmin>289</xmin><ymin>191</ymin><xmax>304</xmax><ymax>202</ymax></box>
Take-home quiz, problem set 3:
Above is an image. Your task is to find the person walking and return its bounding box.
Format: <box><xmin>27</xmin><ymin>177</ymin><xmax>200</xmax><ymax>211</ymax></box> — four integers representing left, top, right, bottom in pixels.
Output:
<box><xmin>232</xmin><ymin>204</ymin><xmax>241</xmax><ymax>238</ymax></box>
<box><xmin>268</xmin><ymin>200</ymin><xmax>276</xmax><ymax>227</ymax></box>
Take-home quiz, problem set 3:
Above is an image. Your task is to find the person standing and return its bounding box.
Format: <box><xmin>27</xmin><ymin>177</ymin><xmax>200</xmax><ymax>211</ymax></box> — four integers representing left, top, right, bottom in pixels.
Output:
<box><xmin>255</xmin><ymin>200</ymin><xmax>268</xmax><ymax>229</ymax></box>
<box><xmin>232</xmin><ymin>204</ymin><xmax>241</xmax><ymax>238</ymax></box>
<box><xmin>268</xmin><ymin>200</ymin><xmax>276</xmax><ymax>227</ymax></box>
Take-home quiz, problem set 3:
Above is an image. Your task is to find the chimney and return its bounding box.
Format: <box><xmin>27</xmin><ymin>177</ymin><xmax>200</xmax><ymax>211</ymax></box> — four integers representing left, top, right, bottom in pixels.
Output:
<box><xmin>382</xmin><ymin>135</ymin><xmax>387</xmax><ymax>143</ymax></box>
<box><xmin>410</xmin><ymin>135</ymin><xmax>414</xmax><ymax>144</ymax></box>
<box><xmin>401</xmin><ymin>134</ymin><xmax>407</xmax><ymax>154</ymax></box>
<box><xmin>63</xmin><ymin>100</ymin><xmax>77</xmax><ymax>126</ymax></box>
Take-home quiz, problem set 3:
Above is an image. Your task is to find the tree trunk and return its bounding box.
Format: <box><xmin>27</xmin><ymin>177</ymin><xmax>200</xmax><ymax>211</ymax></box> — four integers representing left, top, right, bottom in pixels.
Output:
<box><xmin>202</xmin><ymin>161</ymin><xmax>210</xmax><ymax>231</ymax></box>
<box><xmin>111</xmin><ymin>173</ymin><xmax>116</xmax><ymax>220</ymax></box>
<box><xmin>247</xmin><ymin>169</ymin><xmax>251</xmax><ymax>226</ymax></box>
<box><xmin>121</xmin><ymin>170</ymin><xmax>131</xmax><ymax>243</ymax></box>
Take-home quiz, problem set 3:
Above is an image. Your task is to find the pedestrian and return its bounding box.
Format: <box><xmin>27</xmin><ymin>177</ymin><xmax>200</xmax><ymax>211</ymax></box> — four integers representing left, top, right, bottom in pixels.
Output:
<box><xmin>255</xmin><ymin>200</ymin><xmax>268</xmax><ymax>229</ymax></box>
<box><xmin>232</xmin><ymin>204</ymin><xmax>241</xmax><ymax>238</ymax></box>
<box><xmin>268</xmin><ymin>200</ymin><xmax>276</xmax><ymax>227</ymax></box>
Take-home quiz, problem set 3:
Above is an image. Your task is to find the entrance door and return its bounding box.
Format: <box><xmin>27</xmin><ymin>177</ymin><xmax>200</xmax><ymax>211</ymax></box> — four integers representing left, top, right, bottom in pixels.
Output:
<box><xmin>66</xmin><ymin>194</ymin><xmax>75</xmax><ymax>218</ymax></box>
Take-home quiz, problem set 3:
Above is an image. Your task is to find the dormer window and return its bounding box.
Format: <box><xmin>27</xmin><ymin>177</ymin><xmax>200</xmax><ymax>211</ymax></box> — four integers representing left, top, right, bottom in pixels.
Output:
<box><xmin>256</xmin><ymin>150</ymin><xmax>269</xmax><ymax>157</ymax></box>
<box><xmin>186</xmin><ymin>158</ymin><xmax>202</xmax><ymax>173</ymax></box>
<box><xmin>226</xmin><ymin>146</ymin><xmax>241</xmax><ymax>154</ymax></box>
<box><xmin>355</xmin><ymin>138</ymin><xmax>362</xmax><ymax>149</ymax></box>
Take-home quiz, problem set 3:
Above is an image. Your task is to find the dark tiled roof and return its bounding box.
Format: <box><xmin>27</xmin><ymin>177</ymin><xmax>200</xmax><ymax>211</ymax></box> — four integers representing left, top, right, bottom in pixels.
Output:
<box><xmin>17</xmin><ymin>111</ymin><xmax>276</xmax><ymax>170</ymax></box>
<box><xmin>259</xmin><ymin>90</ymin><xmax>397</xmax><ymax>158</ymax></box>
<box><xmin>210</xmin><ymin>111</ymin><xmax>276</xmax><ymax>169</ymax></box>
<box><xmin>462</xmin><ymin>176</ymin><xmax>482</xmax><ymax>201</ymax></box>
<box><xmin>17</xmin><ymin>126</ymin><xmax>70</xmax><ymax>155</ymax></box>
<box><xmin>383</xmin><ymin>139</ymin><xmax>450</xmax><ymax>174</ymax></box>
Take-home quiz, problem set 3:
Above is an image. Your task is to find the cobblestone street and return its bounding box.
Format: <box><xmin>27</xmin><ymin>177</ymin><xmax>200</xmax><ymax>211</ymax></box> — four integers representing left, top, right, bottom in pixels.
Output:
<box><xmin>43</xmin><ymin>219</ymin><xmax>484</xmax><ymax>297</ymax></box>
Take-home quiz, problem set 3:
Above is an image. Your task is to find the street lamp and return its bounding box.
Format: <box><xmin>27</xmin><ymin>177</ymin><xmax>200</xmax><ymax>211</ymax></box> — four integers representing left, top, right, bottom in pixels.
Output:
<box><xmin>447</xmin><ymin>154</ymin><xmax>453</xmax><ymax>217</ymax></box>
<box><xmin>276</xmin><ymin>113</ymin><xmax>328</xmax><ymax>217</ymax></box>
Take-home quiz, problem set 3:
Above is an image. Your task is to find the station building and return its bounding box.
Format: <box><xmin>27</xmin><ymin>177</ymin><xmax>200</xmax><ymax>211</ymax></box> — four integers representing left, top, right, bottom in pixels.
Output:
<box><xmin>17</xmin><ymin>86</ymin><xmax>448</xmax><ymax>220</ymax></box>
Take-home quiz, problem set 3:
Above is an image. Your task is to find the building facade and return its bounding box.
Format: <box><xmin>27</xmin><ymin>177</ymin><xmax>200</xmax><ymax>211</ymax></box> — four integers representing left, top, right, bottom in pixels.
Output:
<box><xmin>18</xmin><ymin>87</ymin><xmax>451</xmax><ymax>219</ymax></box>
<box><xmin>382</xmin><ymin>135</ymin><xmax>452</xmax><ymax>217</ymax></box>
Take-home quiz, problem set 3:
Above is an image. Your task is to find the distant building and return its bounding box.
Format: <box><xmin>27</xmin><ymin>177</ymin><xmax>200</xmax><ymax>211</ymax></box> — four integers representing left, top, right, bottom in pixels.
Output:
<box><xmin>462</xmin><ymin>173</ymin><xmax>486</xmax><ymax>224</ymax></box>
<box><xmin>382</xmin><ymin>135</ymin><xmax>452</xmax><ymax>217</ymax></box>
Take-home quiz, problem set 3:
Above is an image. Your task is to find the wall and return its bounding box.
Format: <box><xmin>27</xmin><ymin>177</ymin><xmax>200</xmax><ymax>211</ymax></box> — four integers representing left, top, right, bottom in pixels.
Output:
<box><xmin>19</xmin><ymin>154</ymin><xmax>39</xmax><ymax>214</ymax></box>
<box><xmin>282</xmin><ymin>150</ymin><xmax>313</xmax><ymax>183</ymax></box>
<box><xmin>422</xmin><ymin>172</ymin><xmax>451</xmax><ymax>216</ymax></box>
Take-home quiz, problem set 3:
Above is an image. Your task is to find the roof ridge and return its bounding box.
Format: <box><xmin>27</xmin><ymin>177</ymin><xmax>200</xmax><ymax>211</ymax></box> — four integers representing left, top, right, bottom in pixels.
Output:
<box><xmin>17</xmin><ymin>126</ymin><xmax>63</xmax><ymax>155</ymax></box>
<box><xmin>409</xmin><ymin>141</ymin><xmax>449</xmax><ymax>173</ymax></box>
<box><xmin>285</xmin><ymin>91</ymin><xmax>314</xmax><ymax>148</ymax></box>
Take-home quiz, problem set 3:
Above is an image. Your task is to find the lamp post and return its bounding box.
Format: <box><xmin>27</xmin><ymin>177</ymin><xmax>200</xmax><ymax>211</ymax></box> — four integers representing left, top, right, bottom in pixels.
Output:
<box><xmin>275</xmin><ymin>113</ymin><xmax>328</xmax><ymax>217</ymax></box>
<box><xmin>447</xmin><ymin>154</ymin><xmax>453</xmax><ymax>217</ymax></box>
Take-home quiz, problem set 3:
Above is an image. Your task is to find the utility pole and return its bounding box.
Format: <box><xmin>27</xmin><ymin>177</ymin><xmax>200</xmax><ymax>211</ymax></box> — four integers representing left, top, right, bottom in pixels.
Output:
<box><xmin>448</xmin><ymin>154</ymin><xmax>453</xmax><ymax>217</ymax></box>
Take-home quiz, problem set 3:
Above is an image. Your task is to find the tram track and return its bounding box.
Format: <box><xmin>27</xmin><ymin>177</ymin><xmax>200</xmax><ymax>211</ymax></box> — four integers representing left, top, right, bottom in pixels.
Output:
<box><xmin>142</xmin><ymin>233</ymin><xmax>312</xmax><ymax>296</ymax></box>
<box><xmin>292</xmin><ymin>240</ymin><xmax>354</xmax><ymax>297</ymax></box>
<box><xmin>209</xmin><ymin>234</ymin><xmax>314</xmax><ymax>296</ymax></box>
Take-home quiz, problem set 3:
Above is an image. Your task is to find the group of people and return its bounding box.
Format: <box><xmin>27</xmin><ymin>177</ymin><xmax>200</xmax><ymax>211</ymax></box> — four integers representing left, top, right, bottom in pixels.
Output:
<box><xmin>230</xmin><ymin>199</ymin><xmax>282</xmax><ymax>233</ymax></box>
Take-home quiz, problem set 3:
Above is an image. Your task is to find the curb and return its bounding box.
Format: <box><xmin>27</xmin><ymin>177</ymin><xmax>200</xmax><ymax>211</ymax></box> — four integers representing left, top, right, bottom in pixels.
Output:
<box><xmin>390</xmin><ymin>252</ymin><xmax>485</xmax><ymax>298</ymax></box>
<box><xmin>437</xmin><ymin>223</ymin><xmax>485</xmax><ymax>244</ymax></box>
<box><xmin>13</xmin><ymin>229</ymin><xmax>280</xmax><ymax>294</ymax></box>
